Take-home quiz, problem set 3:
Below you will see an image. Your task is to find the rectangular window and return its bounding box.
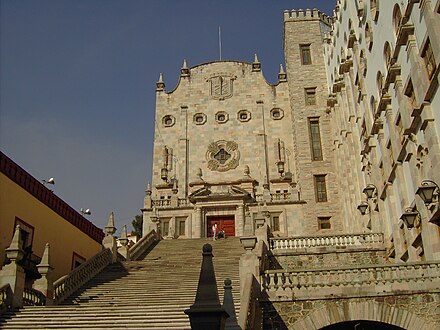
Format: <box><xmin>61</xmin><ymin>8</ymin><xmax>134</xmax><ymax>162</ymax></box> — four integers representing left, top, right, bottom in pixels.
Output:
<box><xmin>305</xmin><ymin>87</ymin><xmax>317</xmax><ymax>105</ymax></box>
<box><xmin>422</xmin><ymin>39</ymin><xmax>436</xmax><ymax>80</ymax></box>
<box><xmin>272</xmin><ymin>216</ymin><xmax>280</xmax><ymax>232</ymax></box>
<box><xmin>309</xmin><ymin>118</ymin><xmax>323</xmax><ymax>161</ymax></box>
<box><xmin>300</xmin><ymin>44</ymin><xmax>312</xmax><ymax>65</ymax></box>
<box><xmin>178</xmin><ymin>219</ymin><xmax>186</xmax><ymax>236</ymax></box>
<box><xmin>161</xmin><ymin>220</ymin><xmax>169</xmax><ymax>236</ymax></box>
<box><xmin>318</xmin><ymin>217</ymin><xmax>331</xmax><ymax>229</ymax></box>
<box><xmin>314</xmin><ymin>175</ymin><xmax>328</xmax><ymax>202</ymax></box>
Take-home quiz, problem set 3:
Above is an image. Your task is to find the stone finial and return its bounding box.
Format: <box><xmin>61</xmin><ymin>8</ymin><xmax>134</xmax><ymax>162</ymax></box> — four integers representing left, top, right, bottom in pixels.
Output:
<box><xmin>146</xmin><ymin>182</ymin><xmax>152</xmax><ymax>195</ymax></box>
<box><xmin>181</xmin><ymin>59</ymin><xmax>190</xmax><ymax>77</ymax></box>
<box><xmin>5</xmin><ymin>225</ymin><xmax>24</xmax><ymax>262</ymax></box>
<box><xmin>252</xmin><ymin>53</ymin><xmax>261</xmax><ymax>72</ymax></box>
<box><xmin>104</xmin><ymin>212</ymin><xmax>116</xmax><ymax>236</ymax></box>
<box><xmin>119</xmin><ymin>225</ymin><xmax>129</xmax><ymax>246</ymax></box>
<box><xmin>172</xmin><ymin>178</ymin><xmax>178</xmax><ymax>194</ymax></box>
<box><xmin>156</xmin><ymin>72</ymin><xmax>165</xmax><ymax>91</ymax></box>
<box><xmin>184</xmin><ymin>244</ymin><xmax>229</xmax><ymax>329</ymax></box>
<box><xmin>196</xmin><ymin>168</ymin><xmax>204</xmax><ymax>182</ymax></box>
<box><xmin>243</xmin><ymin>165</ymin><xmax>250</xmax><ymax>177</ymax></box>
<box><xmin>223</xmin><ymin>279</ymin><xmax>240</xmax><ymax>330</ymax></box>
<box><xmin>34</xmin><ymin>243</ymin><xmax>54</xmax><ymax>305</ymax></box>
<box><xmin>278</xmin><ymin>64</ymin><xmax>287</xmax><ymax>82</ymax></box>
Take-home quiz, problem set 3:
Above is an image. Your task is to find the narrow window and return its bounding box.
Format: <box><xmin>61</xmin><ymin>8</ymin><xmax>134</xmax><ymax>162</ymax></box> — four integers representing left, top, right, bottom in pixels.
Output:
<box><xmin>422</xmin><ymin>39</ymin><xmax>436</xmax><ymax>80</ymax></box>
<box><xmin>272</xmin><ymin>216</ymin><xmax>280</xmax><ymax>232</ymax></box>
<box><xmin>178</xmin><ymin>220</ymin><xmax>185</xmax><ymax>236</ymax></box>
<box><xmin>162</xmin><ymin>220</ymin><xmax>169</xmax><ymax>236</ymax></box>
<box><xmin>305</xmin><ymin>88</ymin><xmax>317</xmax><ymax>105</ymax></box>
<box><xmin>300</xmin><ymin>44</ymin><xmax>312</xmax><ymax>65</ymax></box>
<box><xmin>318</xmin><ymin>217</ymin><xmax>331</xmax><ymax>229</ymax></box>
<box><xmin>309</xmin><ymin>118</ymin><xmax>323</xmax><ymax>161</ymax></box>
<box><xmin>404</xmin><ymin>79</ymin><xmax>416</xmax><ymax>107</ymax></box>
<box><xmin>314</xmin><ymin>175</ymin><xmax>328</xmax><ymax>202</ymax></box>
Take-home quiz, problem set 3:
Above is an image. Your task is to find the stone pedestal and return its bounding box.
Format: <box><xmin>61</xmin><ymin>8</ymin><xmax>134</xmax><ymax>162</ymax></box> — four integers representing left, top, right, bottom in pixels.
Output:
<box><xmin>33</xmin><ymin>243</ymin><xmax>54</xmax><ymax>305</ymax></box>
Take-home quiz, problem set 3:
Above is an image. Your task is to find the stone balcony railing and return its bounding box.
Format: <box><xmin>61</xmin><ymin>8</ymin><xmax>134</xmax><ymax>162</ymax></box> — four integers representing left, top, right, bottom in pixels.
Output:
<box><xmin>261</xmin><ymin>261</ymin><xmax>440</xmax><ymax>301</ymax></box>
<box><xmin>255</xmin><ymin>192</ymin><xmax>292</xmax><ymax>203</ymax></box>
<box><xmin>270</xmin><ymin>232</ymin><xmax>384</xmax><ymax>251</ymax></box>
<box><xmin>151</xmin><ymin>198</ymin><xmax>190</xmax><ymax>208</ymax></box>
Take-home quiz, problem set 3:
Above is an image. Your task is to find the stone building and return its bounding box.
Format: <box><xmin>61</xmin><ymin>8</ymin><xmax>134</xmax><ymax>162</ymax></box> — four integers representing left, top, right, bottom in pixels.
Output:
<box><xmin>141</xmin><ymin>0</ymin><xmax>440</xmax><ymax>328</ymax></box>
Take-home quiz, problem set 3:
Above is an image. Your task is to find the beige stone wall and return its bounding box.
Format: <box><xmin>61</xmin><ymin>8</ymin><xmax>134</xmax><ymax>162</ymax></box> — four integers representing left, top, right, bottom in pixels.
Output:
<box><xmin>262</xmin><ymin>293</ymin><xmax>440</xmax><ymax>329</ymax></box>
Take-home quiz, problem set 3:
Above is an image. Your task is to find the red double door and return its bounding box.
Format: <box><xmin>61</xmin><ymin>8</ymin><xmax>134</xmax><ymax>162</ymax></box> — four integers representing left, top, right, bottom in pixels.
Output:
<box><xmin>207</xmin><ymin>216</ymin><xmax>235</xmax><ymax>237</ymax></box>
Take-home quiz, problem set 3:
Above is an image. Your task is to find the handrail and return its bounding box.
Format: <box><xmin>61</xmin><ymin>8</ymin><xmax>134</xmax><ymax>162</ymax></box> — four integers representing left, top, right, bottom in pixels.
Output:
<box><xmin>23</xmin><ymin>287</ymin><xmax>46</xmax><ymax>306</ymax></box>
<box><xmin>270</xmin><ymin>232</ymin><xmax>384</xmax><ymax>250</ymax></box>
<box><xmin>238</xmin><ymin>273</ymin><xmax>260</xmax><ymax>330</ymax></box>
<box><xmin>0</xmin><ymin>284</ymin><xmax>13</xmax><ymax>313</ymax></box>
<box><xmin>53</xmin><ymin>248</ymin><xmax>112</xmax><ymax>304</ymax></box>
<box><xmin>261</xmin><ymin>261</ymin><xmax>440</xmax><ymax>301</ymax></box>
<box><xmin>128</xmin><ymin>229</ymin><xmax>159</xmax><ymax>261</ymax></box>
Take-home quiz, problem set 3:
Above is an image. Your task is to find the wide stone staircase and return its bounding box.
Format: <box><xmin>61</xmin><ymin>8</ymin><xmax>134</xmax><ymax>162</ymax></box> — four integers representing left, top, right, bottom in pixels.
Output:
<box><xmin>0</xmin><ymin>237</ymin><xmax>245</xmax><ymax>329</ymax></box>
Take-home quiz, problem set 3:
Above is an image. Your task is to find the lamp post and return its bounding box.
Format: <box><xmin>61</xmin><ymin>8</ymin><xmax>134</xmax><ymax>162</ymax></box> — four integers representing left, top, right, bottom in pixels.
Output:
<box><xmin>416</xmin><ymin>180</ymin><xmax>439</xmax><ymax>205</ymax></box>
<box><xmin>400</xmin><ymin>207</ymin><xmax>421</xmax><ymax>229</ymax></box>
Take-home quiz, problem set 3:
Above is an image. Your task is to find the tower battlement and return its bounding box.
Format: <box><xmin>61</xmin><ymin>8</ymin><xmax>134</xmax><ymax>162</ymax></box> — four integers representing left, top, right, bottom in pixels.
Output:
<box><xmin>283</xmin><ymin>8</ymin><xmax>332</xmax><ymax>26</ymax></box>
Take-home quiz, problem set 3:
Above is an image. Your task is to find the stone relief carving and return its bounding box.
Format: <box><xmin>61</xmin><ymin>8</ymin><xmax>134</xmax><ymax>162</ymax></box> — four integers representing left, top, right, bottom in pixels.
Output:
<box><xmin>207</xmin><ymin>74</ymin><xmax>235</xmax><ymax>100</ymax></box>
<box><xmin>206</xmin><ymin>140</ymin><xmax>240</xmax><ymax>172</ymax></box>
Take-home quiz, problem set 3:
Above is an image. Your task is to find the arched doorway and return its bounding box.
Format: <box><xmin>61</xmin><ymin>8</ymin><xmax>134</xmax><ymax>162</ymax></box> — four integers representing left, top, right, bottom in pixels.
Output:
<box><xmin>321</xmin><ymin>320</ymin><xmax>405</xmax><ymax>330</ymax></box>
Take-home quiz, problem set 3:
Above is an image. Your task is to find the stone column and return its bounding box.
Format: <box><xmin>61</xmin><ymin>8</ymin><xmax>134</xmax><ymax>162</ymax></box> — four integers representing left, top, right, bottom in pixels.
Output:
<box><xmin>0</xmin><ymin>225</ymin><xmax>25</xmax><ymax>308</ymax></box>
<box><xmin>33</xmin><ymin>243</ymin><xmax>54</xmax><ymax>305</ymax></box>
<box><xmin>194</xmin><ymin>207</ymin><xmax>202</xmax><ymax>238</ymax></box>
<box><xmin>235</xmin><ymin>204</ymin><xmax>245</xmax><ymax>237</ymax></box>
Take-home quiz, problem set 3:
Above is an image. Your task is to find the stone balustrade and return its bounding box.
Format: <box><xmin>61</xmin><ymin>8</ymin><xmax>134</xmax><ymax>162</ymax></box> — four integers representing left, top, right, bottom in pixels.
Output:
<box><xmin>151</xmin><ymin>198</ymin><xmax>190</xmax><ymax>208</ymax></box>
<box><xmin>0</xmin><ymin>284</ymin><xmax>13</xmax><ymax>313</ymax></box>
<box><xmin>53</xmin><ymin>248</ymin><xmax>113</xmax><ymax>304</ymax></box>
<box><xmin>255</xmin><ymin>192</ymin><xmax>292</xmax><ymax>203</ymax></box>
<box><xmin>261</xmin><ymin>261</ymin><xmax>440</xmax><ymax>301</ymax></box>
<box><xmin>270</xmin><ymin>232</ymin><xmax>384</xmax><ymax>250</ymax></box>
<box><xmin>128</xmin><ymin>229</ymin><xmax>159</xmax><ymax>261</ymax></box>
<box><xmin>23</xmin><ymin>287</ymin><xmax>46</xmax><ymax>306</ymax></box>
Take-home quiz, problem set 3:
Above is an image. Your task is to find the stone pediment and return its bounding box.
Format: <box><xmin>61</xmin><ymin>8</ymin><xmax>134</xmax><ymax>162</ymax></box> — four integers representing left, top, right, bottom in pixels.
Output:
<box><xmin>189</xmin><ymin>184</ymin><xmax>252</xmax><ymax>203</ymax></box>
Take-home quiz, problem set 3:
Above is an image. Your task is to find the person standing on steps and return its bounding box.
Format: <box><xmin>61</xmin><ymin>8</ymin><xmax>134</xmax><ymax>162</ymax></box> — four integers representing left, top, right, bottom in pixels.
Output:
<box><xmin>212</xmin><ymin>223</ymin><xmax>217</xmax><ymax>241</ymax></box>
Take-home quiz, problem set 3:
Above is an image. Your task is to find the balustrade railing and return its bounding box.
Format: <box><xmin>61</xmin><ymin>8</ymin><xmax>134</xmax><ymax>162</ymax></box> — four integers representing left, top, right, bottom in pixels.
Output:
<box><xmin>152</xmin><ymin>199</ymin><xmax>171</xmax><ymax>207</ymax></box>
<box><xmin>23</xmin><ymin>287</ymin><xmax>46</xmax><ymax>306</ymax></box>
<box><xmin>261</xmin><ymin>261</ymin><xmax>440</xmax><ymax>300</ymax></box>
<box><xmin>255</xmin><ymin>193</ymin><xmax>291</xmax><ymax>203</ymax></box>
<box><xmin>270</xmin><ymin>232</ymin><xmax>384</xmax><ymax>250</ymax></box>
<box><xmin>53</xmin><ymin>248</ymin><xmax>112</xmax><ymax>304</ymax></box>
<box><xmin>128</xmin><ymin>229</ymin><xmax>159</xmax><ymax>261</ymax></box>
<box><xmin>0</xmin><ymin>284</ymin><xmax>13</xmax><ymax>313</ymax></box>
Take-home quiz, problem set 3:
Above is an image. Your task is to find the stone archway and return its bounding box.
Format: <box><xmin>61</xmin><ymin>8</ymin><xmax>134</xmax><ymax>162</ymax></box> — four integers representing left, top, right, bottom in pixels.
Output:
<box><xmin>321</xmin><ymin>320</ymin><xmax>404</xmax><ymax>329</ymax></box>
<box><xmin>290</xmin><ymin>300</ymin><xmax>436</xmax><ymax>330</ymax></box>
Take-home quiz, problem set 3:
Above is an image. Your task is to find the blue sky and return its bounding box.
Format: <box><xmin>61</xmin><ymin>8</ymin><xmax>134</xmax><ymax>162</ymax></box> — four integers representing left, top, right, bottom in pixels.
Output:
<box><xmin>0</xmin><ymin>0</ymin><xmax>335</xmax><ymax>232</ymax></box>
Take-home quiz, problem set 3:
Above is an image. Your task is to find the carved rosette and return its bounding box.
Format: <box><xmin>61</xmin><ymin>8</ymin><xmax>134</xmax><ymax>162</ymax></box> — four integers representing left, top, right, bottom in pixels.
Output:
<box><xmin>206</xmin><ymin>140</ymin><xmax>240</xmax><ymax>172</ymax></box>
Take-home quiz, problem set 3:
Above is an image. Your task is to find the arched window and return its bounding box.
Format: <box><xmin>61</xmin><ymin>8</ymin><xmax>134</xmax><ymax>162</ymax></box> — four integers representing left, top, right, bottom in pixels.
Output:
<box><xmin>376</xmin><ymin>71</ymin><xmax>384</xmax><ymax>95</ymax></box>
<box><xmin>360</xmin><ymin>50</ymin><xmax>367</xmax><ymax>77</ymax></box>
<box><xmin>383</xmin><ymin>41</ymin><xmax>392</xmax><ymax>68</ymax></box>
<box><xmin>393</xmin><ymin>4</ymin><xmax>402</xmax><ymax>36</ymax></box>
<box><xmin>365</xmin><ymin>22</ymin><xmax>373</xmax><ymax>51</ymax></box>
<box><xmin>370</xmin><ymin>0</ymin><xmax>379</xmax><ymax>22</ymax></box>
<box><xmin>370</xmin><ymin>95</ymin><xmax>377</xmax><ymax>114</ymax></box>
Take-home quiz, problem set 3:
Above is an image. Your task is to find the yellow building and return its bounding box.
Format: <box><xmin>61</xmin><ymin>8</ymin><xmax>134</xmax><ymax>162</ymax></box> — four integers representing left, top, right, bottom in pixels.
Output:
<box><xmin>0</xmin><ymin>151</ymin><xmax>104</xmax><ymax>282</ymax></box>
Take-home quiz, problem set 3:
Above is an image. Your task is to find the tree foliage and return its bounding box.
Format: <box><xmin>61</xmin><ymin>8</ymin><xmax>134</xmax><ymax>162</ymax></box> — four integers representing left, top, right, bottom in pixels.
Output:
<box><xmin>131</xmin><ymin>214</ymin><xmax>143</xmax><ymax>238</ymax></box>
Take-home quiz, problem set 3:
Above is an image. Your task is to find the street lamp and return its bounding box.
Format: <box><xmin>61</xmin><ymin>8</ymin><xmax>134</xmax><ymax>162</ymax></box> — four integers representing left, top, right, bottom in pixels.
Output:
<box><xmin>400</xmin><ymin>207</ymin><xmax>421</xmax><ymax>229</ymax></box>
<box><xmin>415</xmin><ymin>180</ymin><xmax>439</xmax><ymax>205</ymax></box>
<box><xmin>363</xmin><ymin>184</ymin><xmax>377</xmax><ymax>199</ymax></box>
<box><xmin>357</xmin><ymin>201</ymin><xmax>369</xmax><ymax>215</ymax></box>
<box><xmin>80</xmin><ymin>208</ymin><xmax>91</xmax><ymax>216</ymax></box>
<box><xmin>42</xmin><ymin>177</ymin><xmax>55</xmax><ymax>185</ymax></box>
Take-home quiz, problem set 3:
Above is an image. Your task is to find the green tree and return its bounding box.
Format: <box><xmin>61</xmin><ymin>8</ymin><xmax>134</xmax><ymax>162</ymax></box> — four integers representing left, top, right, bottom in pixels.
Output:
<box><xmin>131</xmin><ymin>214</ymin><xmax>143</xmax><ymax>238</ymax></box>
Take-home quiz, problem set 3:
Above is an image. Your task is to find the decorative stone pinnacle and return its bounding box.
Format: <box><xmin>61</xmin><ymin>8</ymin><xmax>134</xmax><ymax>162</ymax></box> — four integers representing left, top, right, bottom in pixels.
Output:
<box><xmin>146</xmin><ymin>182</ymin><xmax>151</xmax><ymax>195</ymax></box>
<box><xmin>172</xmin><ymin>179</ymin><xmax>178</xmax><ymax>194</ymax></box>
<box><xmin>5</xmin><ymin>225</ymin><xmax>24</xmax><ymax>262</ymax></box>
<box><xmin>278</xmin><ymin>64</ymin><xmax>287</xmax><ymax>82</ymax></box>
<box><xmin>223</xmin><ymin>278</ymin><xmax>240</xmax><ymax>329</ymax></box>
<box><xmin>196</xmin><ymin>168</ymin><xmax>203</xmax><ymax>182</ymax></box>
<box><xmin>243</xmin><ymin>165</ymin><xmax>250</xmax><ymax>177</ymax></box>
<box><xmin>184</xmin><ymin>244</ymin><xmax>229</xmax><ymax>329</ymax></box>
<box><xmin>252</xmin><ymin>53</ymin><xmax>261</xmax><ymax>72</ymax></box>
<box><xmin>181</xmin><ymin>59</ymin><xmax>190</xmax><ymax>77</ymax></box>
<box><xmin>119</xmin><ymin>225</ymin><xmax>129</xmax><ymax>246</ymax></box>
<box><xmin>104</xmin><ymin>212</ymin><xmax>117</xmax><ymax>236</ymax></box>
<box><xmin>156</xmin><ymin>72</ymin><xmax>165</xmax><ymax>91</ymax></box>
